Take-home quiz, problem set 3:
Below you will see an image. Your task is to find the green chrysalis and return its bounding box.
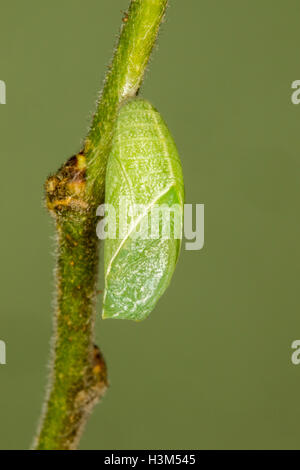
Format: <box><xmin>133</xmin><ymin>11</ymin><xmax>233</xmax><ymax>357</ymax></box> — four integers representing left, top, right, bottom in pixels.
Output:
<box><xmin>102</xmin><ymin>98</ymin><xmax>184</xmax><ymax>321</ymax></box>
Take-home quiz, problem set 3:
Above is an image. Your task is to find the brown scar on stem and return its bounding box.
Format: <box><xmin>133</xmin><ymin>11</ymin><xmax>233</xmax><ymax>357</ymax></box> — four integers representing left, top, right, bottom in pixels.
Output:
<box><xmin>45</xmin><ymin>153</ymin><xmax>89</xmax><ymax>214</ymax></box>
<box><xmin>92</xmin><ymin>345</ymin><xmax>108</xmax><ymax>385</ymax></box>
<box><xmin>122</xmin><ymin>11</ymin><xmax>129</xmax><ymax>22</ymax></box>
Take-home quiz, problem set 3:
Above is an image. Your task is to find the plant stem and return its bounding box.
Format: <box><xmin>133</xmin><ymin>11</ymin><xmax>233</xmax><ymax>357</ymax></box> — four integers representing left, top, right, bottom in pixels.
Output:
<box><xmin>85</xmin><ymin>0</ymin><xmax>168</xmax><ymax>204</ymax></box>
<box><xmin>34</xmin><ymin>0</ymin><xmax>168</xmax><ymax>450</ymax></box>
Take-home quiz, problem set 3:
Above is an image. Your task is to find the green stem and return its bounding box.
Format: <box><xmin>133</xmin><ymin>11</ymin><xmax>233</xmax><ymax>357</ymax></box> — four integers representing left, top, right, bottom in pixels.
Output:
<box><xmin>34</xmin><ymin>0</ymin><xmax>168</xmax><ymax>451</ymax></box>
<box><xmin>85</xmin><ymin>0</ymin><xmax>168</xmax><ymax>204</ymax></box>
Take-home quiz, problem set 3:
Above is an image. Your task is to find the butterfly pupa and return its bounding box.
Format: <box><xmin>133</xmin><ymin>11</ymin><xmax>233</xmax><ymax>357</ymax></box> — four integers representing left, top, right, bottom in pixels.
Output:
<box><xmin>102</xmin><ymin>98</ymin><xmax>184</xmax><ymax>321</ymax></box>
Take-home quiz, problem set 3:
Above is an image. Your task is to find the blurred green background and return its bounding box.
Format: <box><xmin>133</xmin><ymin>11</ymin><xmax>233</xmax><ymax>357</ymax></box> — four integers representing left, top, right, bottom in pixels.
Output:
<box><xmin>1</xmin><ymin>0</ymin><xmax>300</xmax><ymax>450</ymax></box>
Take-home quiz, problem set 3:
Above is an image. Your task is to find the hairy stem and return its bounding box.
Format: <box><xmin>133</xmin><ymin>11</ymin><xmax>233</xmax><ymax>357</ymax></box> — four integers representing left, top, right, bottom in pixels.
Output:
<box><xmin>85</xmin><ymin>0</ymin><xmax>168</xmax><ymax>204</ymax></box>
<box><xmin>34</xmin><ymin>0</ymin><xmax>168</xmax><ymax>450</ymax></box>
